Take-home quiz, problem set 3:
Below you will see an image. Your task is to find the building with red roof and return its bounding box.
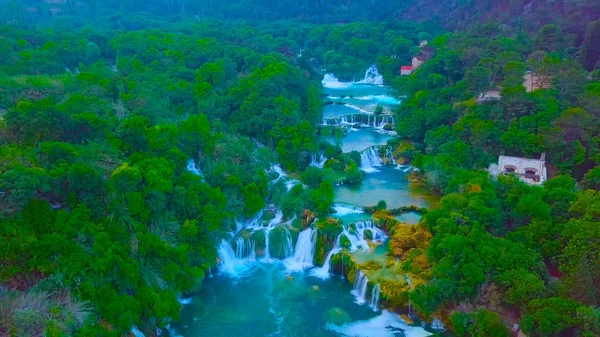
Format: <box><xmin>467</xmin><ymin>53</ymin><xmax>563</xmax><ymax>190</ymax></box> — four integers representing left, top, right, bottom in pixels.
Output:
<box><xmin>400</xmin><ymin>66</ymin><xmax>413</xmax><ymax>76</ymax></box>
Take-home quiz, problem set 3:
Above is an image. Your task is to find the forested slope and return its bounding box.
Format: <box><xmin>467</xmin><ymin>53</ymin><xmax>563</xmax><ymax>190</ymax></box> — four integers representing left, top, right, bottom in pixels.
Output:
<box><xmin>0</xmin><ymin>0</ymin><xmax>599</xmax><ymax>336</ymax></box>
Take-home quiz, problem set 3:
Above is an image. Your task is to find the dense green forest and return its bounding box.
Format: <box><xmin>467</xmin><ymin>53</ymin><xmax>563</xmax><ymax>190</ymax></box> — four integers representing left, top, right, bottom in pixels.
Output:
<box><xmin>1</xmin><ymin>0</ymin><xmax>599</xmax><ymax>336</ymax></box>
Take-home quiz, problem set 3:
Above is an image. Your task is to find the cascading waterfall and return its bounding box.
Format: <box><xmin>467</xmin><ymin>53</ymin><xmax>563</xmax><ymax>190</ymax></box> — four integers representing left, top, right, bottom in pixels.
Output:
<box><xmin>360</xmin><ymin>146</ymin><xmax>393</xmax><ymax>172</ymax></box>
<box><xmin>431</xmin><ymin>318</ymin><xmax>445</xmax><ymax>331</ymax></box>
<box><xmin>310</xmin><ymin>153</ymin><xmax>326</xmax><ymax>168</ymax></box>
<box><xmin>283</xmin><ymin>228</ymin><xmax>294</xmax><ymax>258</ymax></box>
<box><xmin>358</xmin><ymin>64</ymin><xmax>384</xmax><ymax>85</ymax></box>
<box><xmin>370</xmin><ymin>284</ymin><xmax>381</xmax><ymax>310</ymax></box>
<box><xmin>333</xmin><ymin>203</ymin><xmax>365</xmax><ymax>215</ymax></box>
<box><xmin>131</xmin><ymin>326</ymin><xmax>145</xmax><ymax>337</ymax></box>
<box><xmin>217</xmin><ymin>240</ymin><xmax>238</xmax><ymax>275</ymax></box>
<box><xmin>355</xmin><ymin>220</ymin><xmax>387</xmax><ymax>243</ymax></box>
<box><xmin>186</xmin><ymin>159</ymin><xmax>203</xmax><ymax>177</ymax></box>
<box><xmin>352</xmin><ymin>271</ymin><xmax>369</xmax><ymax>304</ymax></box>
<box><xmin>322</xmin><ymin>73</ymin><xmax>350</xmax><ymax>89</ymax></box>
<box><xmin>235</xmin><ymin>237</ymin><xmax>256</xmax><ymax>259</ymax></box>
<box><xmin>270</xmin><ymin>165</ymin><xmax>286</xmax><ymax>182</ymax></box>
<box><xmin>260</xmin><ymin>210</ymin><xmax>284</xmax><ymax>260</ymax></box>
<box><xmin>311</xmin><ymin>233</ymin><xmax>342</xmax><ymax>278</ymax></box>
<box><xmin>322</xmin><ymin>114</ymin><xmax>394</xmax><ymax>128</ymax></box>
<box><xmin>292</xmin><ymin>228</ymin><xmax>318</xmax><ymax>264</ymax></box>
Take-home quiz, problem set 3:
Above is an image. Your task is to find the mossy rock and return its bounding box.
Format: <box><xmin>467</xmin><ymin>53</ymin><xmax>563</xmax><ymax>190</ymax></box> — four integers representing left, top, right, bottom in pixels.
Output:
<box><xmin>251</xmin><ymin>230</ymin><xmax>266</xmax><ymax>252</ymax></box>
<box><xmin>302</xmin><ymin>209</ymin><xmax>316</xmax><ymax>229</ymax></box>
<box><xmin>383</xmin><ymin>123</ymin><xmax>394</xmax><ymax>131</ymax></box>
<box><xmin>330</xmin><ymin>251</ymin><xmax>357</xmax><ymax>277</ymax></box>
<box><xmin>379</xmin><ymin>279</ymin><xmax>410</xmax><ymax>308</ymax></box>
<box><xmin>268</xmin><ymin>226</ymin><xmax>293</xmax><ymax>259</ymax></box>
<box><xmin>340</xmin><ymin>234</ymin><xmax>351</xmax><ymax>249</ymax></box>
<box><xmin>315</xmin><ymin>234</ymin><xmax>329</xmax><ymax>266</ymax></box>
<box><xmin>372</xmin><ymin>209</ymin><xmax>398</xmax><ymax>231</ymax></box>
<box><xmin>315</xmin><ymin>218</ymin><xmax>343</xmax><ymax>237</ymax></box>
<box><xmin>347</xmin><ymin>269</ymin><xmax>356</xmax><ymax>285</ymax></box>
<box><xmin>360</xmin><ymin>260</ymin><xmax>383</xmax><ymax>271</ymax></box>
<box><xmin>390</xmin><ymin>224</ymin><xmax>432</xmax><ymax>258</ymax></box>
<box><xmin>352</xmin><ymin>123</ymin><xmax>361</xmax><ymax>129</ymax></box>
<box><xmin>363</xmin><ymin>229</ymin><xmax>373</xmax><ymax>240</ymax></box>
<box><xmin>323</xmin><ymin>308</ymin><xmax>352</xmax><ymax>326</ymax></box>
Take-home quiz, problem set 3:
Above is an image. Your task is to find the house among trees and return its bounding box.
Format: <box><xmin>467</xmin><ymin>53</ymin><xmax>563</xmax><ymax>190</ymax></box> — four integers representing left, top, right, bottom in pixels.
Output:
<box><xmin>412</xmin><ymin>55</ymin><xmax>426</xmax><ymax>70</ymax></box>
<box><xmin>488</xmin><ymin>153</ymin><xmax>548</xmax><ymax>185</ymax></box>
<box><xmin>476</xmin><ymin>86</ymin><xmax>502</xmax><ymax>103</ymax></box>
<box><xmin>401</xmin><ymin>66</ymin><xmax>413</xmax><ymax>75</ymax></box>
<box><xmin>523</xmin><ymin>71</ymin><xmax>552</xmax><ymax>92</ymax></box>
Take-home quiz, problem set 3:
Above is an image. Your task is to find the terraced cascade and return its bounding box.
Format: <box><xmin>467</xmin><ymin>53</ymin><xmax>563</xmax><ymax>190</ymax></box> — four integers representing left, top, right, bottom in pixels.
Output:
<box><xmin>172</xmin><ymin>69</ymin><xmax>442</xmax><ymax>337</ymax></box>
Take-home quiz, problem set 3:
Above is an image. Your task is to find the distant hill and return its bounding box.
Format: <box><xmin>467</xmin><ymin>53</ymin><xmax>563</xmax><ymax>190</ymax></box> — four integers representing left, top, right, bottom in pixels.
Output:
<box><xmin>2</xmin><ymin>0</ymin><xmax>598</xmax><ymax>37</ymax></box>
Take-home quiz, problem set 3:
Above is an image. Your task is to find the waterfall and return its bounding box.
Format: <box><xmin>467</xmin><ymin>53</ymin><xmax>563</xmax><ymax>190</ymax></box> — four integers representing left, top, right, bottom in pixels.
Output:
<box><xmin>285</xmin><ymin>179</ymin><xmax>300</xmax><ymax>191</ymax></box>
<box><xmin>355</xmin><ymin>220</ymin><xmax>387</xmax><ymax>243</ymax></box>
<box><xmin>310</xmin><ymin>153</ymin><xmax>326</xmax><ymax>168</ymax></box>
<box><xmin>217</xmin><ymin>240</ymin><xmax>238</xmax><ymax>275</ymax></box>
<box><xmin>323</xmin><ymin>113</ymin><xmax>395</xmax><ymax>129</ymax></box>
<box><xmin>261</xmin><ymin>210</ymin><xmax>283</xmax><ymax>260</ymax></box>
<box><xmin>431</xmin><ymin>318</ymin><xmax>445</xmax><ymax>331</ymax></box>
<box><xmin>283</xmin><ymin>227</ymin><xmax>294</xmax><ymax>258</ymax></box>
<box><xmin>270</xmin><ymin>165</ymin><xmax>287</xmax><ymax>182</ymax></box>
<box><xmin>292</xmin><ymin>228</ymin><xmax>318</xmax><ymax>264</ymax></box>
<box><xmin>235</xmin><ymin>237</ymin><xmax>256</xmax><ymax>259</ymax></box>
<box><xmin>131</xmin><ymin>326</ymin><xmax>145</xmax><ymax>337</ymax></box>
<box><xmin>263</xmin><ymin>227</ymin><xmax>273</xmax><ymax>260</ymax></box>
<box><xmin>333</xmin><ymin>203</ymin><xmax>364</xmax><ymax>215</ymax></box>
<box><xmin>352</xmin><ymin>271</ymin><xmax>369</xmax><ymax>304</ymax></box>
<box><xmin>178</xmin><ymin>296</ymin><xmax>192</xmax><ymax>305</ymax></box>
<box><xmin>370</xmin><ymin>284</ymin><xmax>381</xmax><ymax>310</ymax></box>
<box><xmin>358</xmin><ymin>65</ymin><xmax>384</xmax><ymax>85</ymax></box>
<box><xmin>311</xmin><ymin>233</ymin><xmax>342</xmax><ymax>279</ymax></box>
<box><xmin>360</xmin><ymin>147</ymin><xmax>384</xmax><ymax>172</ymax></box>
<box><xmin>360</xmin><ymin>146</ymin><xmax>393</xmax><ymax>172</ymax></box>
<box><xmin>186</xmin><ymin>159</ymin><xmax>203</xmax><ymax>177</ymax></box>
<box><xmin>322</xmin><ymin>73</ymin><xmax>351</xmax><ymax>89</ymax></box>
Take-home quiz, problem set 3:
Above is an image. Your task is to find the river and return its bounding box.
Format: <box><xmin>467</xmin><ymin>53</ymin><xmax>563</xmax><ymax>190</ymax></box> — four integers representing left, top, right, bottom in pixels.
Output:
<box><xmin>169</xmin><ymin>67</ymin><xmax>443</xmax><ymax>337</ymax></box>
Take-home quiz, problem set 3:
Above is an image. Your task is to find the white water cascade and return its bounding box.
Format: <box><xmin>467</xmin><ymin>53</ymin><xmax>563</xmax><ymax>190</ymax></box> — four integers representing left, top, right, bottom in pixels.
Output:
<box><xmin>322</xmin><ymin>73</ymin><xmax>351</xmax><ymax>89</ymax></box>
<box><xmin>352</xmin><ymin>271</ymin><xmax>369</xmax><ymax>304</ymax></box>
<box><xmin>360</xmin><ymin>146</ymin><xmax>393</xmax><ymax>172</ymax></box>
<box><xmin>131</xmin><ymin>326</ymin><xmax>145</xmax><ymax>337</ymax></box>
<box><xmin>235</xmin><ymin>237</ymin><xmax>256</xmax><ymax>259</ymax></box>
<box><xmin>217</xmin><ymin>240</ymin><xmax>238</xmax><ymax>275</ymax></box>
<box><xmin>370</xmin><ymin>284</ymin><xmax>381</xmax><ymax>310</ymax></box>
<box><xmin>311</xmin><ymin>233</ymin><xmax>342</xmax><ymax>279</ymax></box>
<box><xmin>291</xmin><ymin>228</ymin><xmax>318</xmax><ymax>265</ymax></box>
<box><xmin>283</xmin><ymin>227</ymin><xmax>294</xmax><ymax>258</ymax></box>
<box><xmin>322</xmin><ymin>114</ymin><xmax>394</xmax><ymax>128</ymax></box>
<box><xmin>186</xmin><ymin>159</ymin><xmax>204</xmax><ymax>177</ymax></box>
<box><xmin>310</xmin><ymin>153</ymin><xmax>327</xmax><ymax>168</ymax></box>
<box><xmin>431</xmin><ymin>318</ymin><xmax>445</xmax><ymax>331</ymax></box>
<box><xmin>358</xmin><ymin>65</ymin><xmax>384</xmax><ymax>85</ymax></box>
<box><xmin>333</xmin><ymin>203</ymin><xmax>365</xmax><ymax>216</ymax></box>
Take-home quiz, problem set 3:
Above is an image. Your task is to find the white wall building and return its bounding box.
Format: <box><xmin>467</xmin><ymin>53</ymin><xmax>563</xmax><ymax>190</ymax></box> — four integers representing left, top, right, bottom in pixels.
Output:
<box><xmin>489</xmin><ymin>153</ymin><xmax>547</xmax><ymax>185</ymax></box>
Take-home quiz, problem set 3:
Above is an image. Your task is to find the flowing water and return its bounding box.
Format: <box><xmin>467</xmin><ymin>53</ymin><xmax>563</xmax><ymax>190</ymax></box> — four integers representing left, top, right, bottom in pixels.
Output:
<box><xmin>171</xmin><ymin>68</ymin><xmax>440</xmax><ymax>337</ymax></box>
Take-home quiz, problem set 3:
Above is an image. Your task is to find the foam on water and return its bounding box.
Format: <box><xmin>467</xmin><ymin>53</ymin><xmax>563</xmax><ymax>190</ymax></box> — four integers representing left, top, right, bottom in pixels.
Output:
<box><xmin>323</xmin><ymin>73</ymin><xmax>352</xmax><ymax>89</ymax></box>
<box><xmin>326</xmin><ymin>310</ymin><xmax>433</xmax><ymax>337</ymax></box>
<box><xmin>333</xmin><ymin>203</ymin><xmax>365</xmax><ymax>215</ymax></box>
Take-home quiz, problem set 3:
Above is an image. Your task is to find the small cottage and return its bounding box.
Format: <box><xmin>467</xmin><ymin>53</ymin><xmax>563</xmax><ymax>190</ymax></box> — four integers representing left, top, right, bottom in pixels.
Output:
<box><xmin>488</xmin><ymin>153</ymin><xmax>548</xmax><ymax>185</ymax></box>
<box><xmin>400</xmin><ymin>66</ymin><xmax>413</xmax><ymax>76</ymax></box>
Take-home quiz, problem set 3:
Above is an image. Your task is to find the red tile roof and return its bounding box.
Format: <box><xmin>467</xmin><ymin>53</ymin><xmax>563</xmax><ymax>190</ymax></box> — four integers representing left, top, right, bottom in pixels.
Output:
<box><xmin>401</xmin><ymin>66</ymin><xmax>413</xmax><ymax>71</ymax></box>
